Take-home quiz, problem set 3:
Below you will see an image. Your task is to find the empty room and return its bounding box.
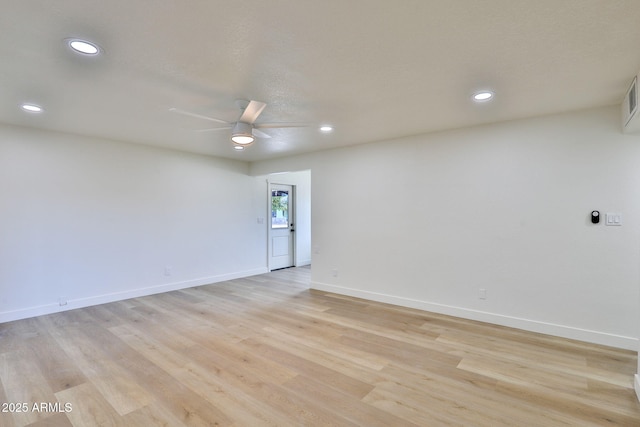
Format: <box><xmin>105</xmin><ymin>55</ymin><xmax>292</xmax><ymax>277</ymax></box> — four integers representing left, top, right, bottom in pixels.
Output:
<box><xmin>2</xmin><ymin>1</ymin><xmax>640</xmax><ymax>426</ymax></box>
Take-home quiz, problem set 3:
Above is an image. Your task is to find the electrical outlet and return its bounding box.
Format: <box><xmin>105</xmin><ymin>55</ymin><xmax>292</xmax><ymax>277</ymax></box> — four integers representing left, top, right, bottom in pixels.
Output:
<box><xmin>331</xmin><ymin>268</ymin><xmax>338</xmax><ymax>277</ymax></box>
<box><xmin>164</xmin><ymin>266</ymin><xmax>172</xmax><ymax>276</ymax></box>
<box><xmin>58</xmin><ymin>297</ymin><xmax>68</xmax><ymax>307</ymax></box>
<box><xmin>478</xmin><ymin>289</ymin><xmax>487</xmax><ymax>300</ymax></box>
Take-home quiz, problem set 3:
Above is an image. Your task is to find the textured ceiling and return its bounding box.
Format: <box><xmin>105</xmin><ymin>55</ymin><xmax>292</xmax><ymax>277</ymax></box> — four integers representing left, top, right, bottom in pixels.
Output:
<box><xmin>2</xmin><ymin>1</ymin><xmax>640</xmax><ymax>161</ymax></box>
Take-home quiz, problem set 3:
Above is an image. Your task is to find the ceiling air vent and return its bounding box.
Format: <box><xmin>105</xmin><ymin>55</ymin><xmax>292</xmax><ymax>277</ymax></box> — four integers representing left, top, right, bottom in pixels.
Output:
<box><xmin>622</xmin><ymin>75</ymin><xmax>640</xmax><ymax>133</ymax></box>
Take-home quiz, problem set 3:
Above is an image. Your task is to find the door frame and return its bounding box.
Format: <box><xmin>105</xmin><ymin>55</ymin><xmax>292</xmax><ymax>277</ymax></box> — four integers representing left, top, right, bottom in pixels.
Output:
<box><xmin>268</xmin><ymin>182</ymin><xmax>296</xmax><ymax>271</ymax></box>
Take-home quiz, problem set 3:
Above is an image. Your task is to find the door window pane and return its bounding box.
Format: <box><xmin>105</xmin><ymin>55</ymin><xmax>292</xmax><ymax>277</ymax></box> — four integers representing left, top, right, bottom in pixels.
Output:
<box><xmin>271</xmin><ymin>190</ymin><xmax>289</xmax><ymax>228</ymax></box>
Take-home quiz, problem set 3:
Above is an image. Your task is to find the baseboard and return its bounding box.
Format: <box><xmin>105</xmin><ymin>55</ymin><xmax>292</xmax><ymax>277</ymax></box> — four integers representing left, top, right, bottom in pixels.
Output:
<box><xmin>0</xmin><ymin>267</ymin><xmax>268</xmax><ymax>324</ymax></box>
<box><xmin>296</xmin><ymin>259</ymin><xmax>312</xmax><ymax>267</ymax></box>
<box><xmin>635</xmin><ymin>374</ymin><xmax>640</xmax><ymax>403</ymax></box>
<box><xmin>311</xmin><ymin>281</ymin><xmax>639</xmax><ymax>351</ymax></box>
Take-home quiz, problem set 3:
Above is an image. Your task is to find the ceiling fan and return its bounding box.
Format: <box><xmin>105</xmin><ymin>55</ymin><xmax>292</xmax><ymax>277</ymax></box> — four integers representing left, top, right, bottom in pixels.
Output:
<box><xmin>169</xmin><ymin>99</ymin><xmax>307</xmax><ymax>148</ymax></box>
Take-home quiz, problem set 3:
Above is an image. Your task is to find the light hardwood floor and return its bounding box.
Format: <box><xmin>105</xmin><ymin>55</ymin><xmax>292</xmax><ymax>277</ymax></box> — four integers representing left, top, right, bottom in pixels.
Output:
<box><xmin>1</xmin><ymin>266</ymin><xmax>639</xmax><ymax>426</ymax></box>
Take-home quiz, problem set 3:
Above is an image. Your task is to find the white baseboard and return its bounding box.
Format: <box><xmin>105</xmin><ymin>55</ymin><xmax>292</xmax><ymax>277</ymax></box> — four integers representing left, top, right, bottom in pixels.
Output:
<box><xmin>0</xmin><ymin>267</ymin><xmax>268</xmax><ymax>324</ymax></box>
<box><xmin>635</xmin><ymin>374</ymin><xmax>640</xmax><ymax>403</ymax></box>
<box><xmin>311</xmin><ymin>281</ymin><xmax>639</xmax><ymax>351</ymax></box>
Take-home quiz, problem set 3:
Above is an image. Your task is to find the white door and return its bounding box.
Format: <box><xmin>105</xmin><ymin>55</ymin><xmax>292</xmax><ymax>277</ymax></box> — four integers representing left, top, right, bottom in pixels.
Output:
<box><xmin>269</xmin><ymin>184</ymin><xmax>295</xmax><ymax>270</ymax></box>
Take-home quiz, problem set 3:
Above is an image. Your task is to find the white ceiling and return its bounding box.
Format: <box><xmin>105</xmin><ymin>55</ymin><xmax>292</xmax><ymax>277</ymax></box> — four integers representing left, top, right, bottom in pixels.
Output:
<box><xmin>2</xmin><ymin>1</ymin><xmax>640</xmax><ymax>161</ymax></box>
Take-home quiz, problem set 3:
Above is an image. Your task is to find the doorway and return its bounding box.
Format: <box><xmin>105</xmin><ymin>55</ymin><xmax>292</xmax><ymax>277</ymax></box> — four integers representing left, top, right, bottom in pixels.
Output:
<box><xmin>269</xmin><ymin>183</ymin><xmax>295</xmax><ymax>270</ymax></box>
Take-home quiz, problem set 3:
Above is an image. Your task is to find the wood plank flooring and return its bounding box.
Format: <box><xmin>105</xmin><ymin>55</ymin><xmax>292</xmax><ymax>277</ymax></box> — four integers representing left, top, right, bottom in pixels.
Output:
<box><xmin>1</xmin><ymin>266</ymin><xmax>639</xmax><ymax>426</ymax></box>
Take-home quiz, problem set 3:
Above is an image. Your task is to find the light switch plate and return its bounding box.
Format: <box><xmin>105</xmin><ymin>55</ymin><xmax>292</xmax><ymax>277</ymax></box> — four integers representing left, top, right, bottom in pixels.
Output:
<box><xmin>605</xmin><ymin>213</ymin><xmax>622</xmax><ymax>226</ymax></box>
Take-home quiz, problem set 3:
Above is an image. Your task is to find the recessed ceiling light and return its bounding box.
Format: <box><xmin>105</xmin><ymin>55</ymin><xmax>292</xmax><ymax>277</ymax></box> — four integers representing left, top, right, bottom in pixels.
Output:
<box><xmin>67</xmin><ymin>38</ymin><xmax>100</xmax><ymax>55</ymax></box>
<box><xmin>473</xmin><ymin>91</ymin><xmax>494</xmax><ymax>102</ymax></box>
<box><xmin>320</xmin><ymin>125</ymin><xmax>333</xmax><ymax>132</ymax></box>
<box><xmin>21</xmin><ymin>103</ymin><xmax>43</xmax><ymax>113</ymax></box>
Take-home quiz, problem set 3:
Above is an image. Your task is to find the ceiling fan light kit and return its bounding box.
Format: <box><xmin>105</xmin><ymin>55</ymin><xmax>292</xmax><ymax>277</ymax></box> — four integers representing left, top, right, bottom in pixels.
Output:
<box><xmin>230</xmin><ymin>122</ymin><xmax>255</xmax><ymax>145</ymax></box>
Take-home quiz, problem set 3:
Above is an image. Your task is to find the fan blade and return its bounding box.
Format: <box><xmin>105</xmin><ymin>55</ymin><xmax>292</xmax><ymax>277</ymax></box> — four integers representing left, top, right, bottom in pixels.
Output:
<box><xmin>169</xmin><ymin>107</ymin><xmax>230</xmax><ymax>125</ymax></box>
<box><xmin>254</xmin><ymin>122</ymin><xmax>309</xmax><ymax>129</ymax></box>
<box><xmin>252</xmin><ymin>128</ymin><xmax>271</xmax><ymax>139</ymax></box>
<box><xmin>193</xmin><ymin>127</ymin><xmax>231</xmax><ymax>132</ymax></box>
<box><xmin>239</xmin><ymin>100</ymin><xmax>267</xmax><ymax>124</ymax></box>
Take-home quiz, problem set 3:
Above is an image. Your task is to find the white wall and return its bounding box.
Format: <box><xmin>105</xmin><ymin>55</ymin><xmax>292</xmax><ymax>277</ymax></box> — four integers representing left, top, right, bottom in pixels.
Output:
<box><xmin>637</xmin><ymin>289</ymin><xmax>640</xmax><ymax>400</ymax></box>
<box><xmin>0</xmin><ymin>124</ymin><xmax>267</xmax><ymax>322</ymax></box>
<box><xmin>252</xmin><ymin>106</ymin><xmax>640</xmax><ymax>350</ymax></box>
<box><xmin>3</xmin><ymin>106</ymin><xmax>639</xmax><ymax>351</ymax></box>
